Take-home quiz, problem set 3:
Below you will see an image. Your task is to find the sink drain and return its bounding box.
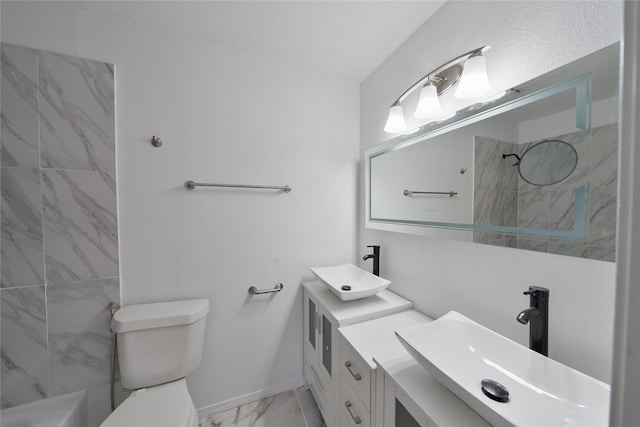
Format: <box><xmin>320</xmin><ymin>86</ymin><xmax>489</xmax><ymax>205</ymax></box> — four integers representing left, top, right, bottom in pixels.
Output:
<box><xmin>481</xmin><ymin>379</ymin><xmax>509</xmax><ymax>402</ymax></box>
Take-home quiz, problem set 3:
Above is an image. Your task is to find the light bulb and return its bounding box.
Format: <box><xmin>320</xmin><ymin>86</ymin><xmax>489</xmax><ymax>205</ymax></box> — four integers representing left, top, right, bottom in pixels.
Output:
<box><xmin>454</xmin><ymin>54</ymin><xmax>491</xmax><ymax>100</ymax></box>
<box><xmin>383</xmin><ymin>104</ymin><xmax>407</xmax><ymax>133</ymax></box>
<box><xmin>415</xmin><ymin>83</ymin><xmax>443</xmax><ymax>119</ymax></box>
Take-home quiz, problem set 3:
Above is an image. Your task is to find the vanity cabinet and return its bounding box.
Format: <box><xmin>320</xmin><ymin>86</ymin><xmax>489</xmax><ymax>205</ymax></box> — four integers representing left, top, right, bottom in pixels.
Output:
<box><xmin>338</xmin><ymin>310</ymin><xmax>434</xmax><ymax>427</ymax></box>
<box><xmin>303</xmin><ymin>280</ymin><xmax>412</xmax><ymax>427</ymax></box>
<box><xmin>375</xmin><ymin>355</ymin><xmax>490</xmax><ymax>427</ymax></box>
<box><xmin>304</xmin><ymin>289</ymin><xmax>337</xmax><ymax>417</ymax></box>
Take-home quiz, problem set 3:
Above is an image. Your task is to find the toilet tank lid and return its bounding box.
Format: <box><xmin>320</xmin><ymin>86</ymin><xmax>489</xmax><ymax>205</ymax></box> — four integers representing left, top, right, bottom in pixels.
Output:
<box><xmin>112</xmin><ymin>299</ymin><xmax>209</xmax><ymax>333</ymax></box>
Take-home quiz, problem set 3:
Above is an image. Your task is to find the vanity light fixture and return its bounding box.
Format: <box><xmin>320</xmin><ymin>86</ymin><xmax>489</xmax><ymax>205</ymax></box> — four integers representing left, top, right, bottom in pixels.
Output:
<box><xmin>454</xmin><ymin>54</ymin><xmax>491</xmax><ymax>99</ymax></box>
<box><xmin>384</xmin><ymin>103</ymin><xmax>406</xmax><ymax>133</ymax></box>
<box><xmin>415</xmin><ymin>81</ymin><xmax>443</xmax><ymax>119</ymax></box>
<box><xmin>383</xmin><ymin>46</ymin><xmax>491</xmax><ymax>133</ymax></box>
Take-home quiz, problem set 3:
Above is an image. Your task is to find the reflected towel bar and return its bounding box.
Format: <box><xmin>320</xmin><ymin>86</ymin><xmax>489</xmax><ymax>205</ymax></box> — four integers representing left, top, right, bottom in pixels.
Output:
<box><xmin>404</xmin><ymin>189</ymin><xmax>457</xmax><ymax>197</ymax></box>
<box><xmin>248</xmin><ymin>283</ymin><xmax>284</xmax><ymax>295</ymax></box>
<box><xmin>185</xmin><ymin>181</ymin><xmax>292</xmax><ymax>193</ymax></box>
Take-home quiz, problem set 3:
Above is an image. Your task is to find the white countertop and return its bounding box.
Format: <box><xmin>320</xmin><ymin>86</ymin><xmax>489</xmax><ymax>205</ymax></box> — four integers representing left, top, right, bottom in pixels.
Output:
<box><xmin>303</xmin><ymin>280</ymin><xmax>412</xmax><ymax>326</ymax></box>
<box><xmin>339</xmin><ymin>310</ymin><xmax>433</xmax><ymax>370</ymax></box>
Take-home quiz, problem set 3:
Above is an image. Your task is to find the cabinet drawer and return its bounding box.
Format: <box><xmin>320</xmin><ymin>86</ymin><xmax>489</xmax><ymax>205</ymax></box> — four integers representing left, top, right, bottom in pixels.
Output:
<box><xmin>305</xmin><ymin>363</ymin><xmax>335</xmax><ymax>427</ymax></box>
<box><xmin>342</xmin><ymin>377</ymin><xmax>371</xmax><ymax>427</ymax></box>
<box><xmin>341</xmin><ymin>339</ymin><xmax>371</xmax><ymax>408</ymax></box>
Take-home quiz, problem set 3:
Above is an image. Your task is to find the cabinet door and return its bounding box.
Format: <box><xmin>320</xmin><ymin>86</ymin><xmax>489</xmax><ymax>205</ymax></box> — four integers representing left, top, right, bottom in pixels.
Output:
<box><xmin>322</xmin><ymin>312</ymin><xmax>332</xmax><ymax>376</ymax></box>
<box><xmin>304</xmin><ymin>290</ymin><xmax>319</xmax><ymax>362</ymax></box>
<box><xmin>383</xmin><ymin>374</ymin><xmax>429</xmax><ymax>427</ymax></box>
<box><xmin>317</xmin><ymin>306</ymin><xmax>339</xmax><ymax>393</ymax></box>
<box><xmin>395</xmin><ymin>399</ymin><xmax>423</xmax><ymax>427</ymax></box>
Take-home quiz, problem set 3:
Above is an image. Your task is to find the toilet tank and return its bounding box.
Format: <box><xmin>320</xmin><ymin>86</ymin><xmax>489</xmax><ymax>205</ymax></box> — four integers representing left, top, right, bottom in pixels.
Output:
<box><xmin>112</xmin><ymin>299</ymin><xmax>209</xmax><ymax>390</ymax></box>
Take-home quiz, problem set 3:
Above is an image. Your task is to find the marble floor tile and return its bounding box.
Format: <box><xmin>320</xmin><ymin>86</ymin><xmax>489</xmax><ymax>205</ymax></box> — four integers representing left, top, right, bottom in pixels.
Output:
<box><xmin>201</xmin><ymin>387</ymin><xmax>324</xmax><ymax>427</ymax></box>
<box><xmin>295</xmin><ymin>386</ymin><xmax>324</xmax><ymax>427</ymax></box>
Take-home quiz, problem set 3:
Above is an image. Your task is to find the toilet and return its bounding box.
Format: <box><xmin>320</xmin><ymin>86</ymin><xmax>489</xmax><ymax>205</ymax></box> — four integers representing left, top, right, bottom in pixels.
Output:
<box><xmin>101</xmin><ymin>299</ymin><xmax>209</xmax><ymax>427</ymax></box>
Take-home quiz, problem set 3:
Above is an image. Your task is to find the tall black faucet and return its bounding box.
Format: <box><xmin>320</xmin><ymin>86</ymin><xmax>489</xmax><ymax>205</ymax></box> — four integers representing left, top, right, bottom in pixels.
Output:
<box><xmin>362</xmin><ymin>245</ymin><xmax>380</xmax><ymax>276</ymax></box>
<box><xmin>516</xmin><ymin>286</ymin><xmax>549</xmax><ymax>356</ymax></box>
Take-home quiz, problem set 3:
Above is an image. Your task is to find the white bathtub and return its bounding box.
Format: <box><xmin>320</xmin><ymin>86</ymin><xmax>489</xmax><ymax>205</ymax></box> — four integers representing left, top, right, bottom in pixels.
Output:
<box><xmin>1</xmin><ymin>390</ymin><xmax>88</xmax><ymax>427</ymax></box>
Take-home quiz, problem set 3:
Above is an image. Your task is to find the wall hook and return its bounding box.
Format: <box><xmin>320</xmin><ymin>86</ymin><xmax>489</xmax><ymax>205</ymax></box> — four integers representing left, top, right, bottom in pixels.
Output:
<box><xmin>151</xmin><ymin>135</ymin><xmax>163</xmax><ymax>147</ymax></box>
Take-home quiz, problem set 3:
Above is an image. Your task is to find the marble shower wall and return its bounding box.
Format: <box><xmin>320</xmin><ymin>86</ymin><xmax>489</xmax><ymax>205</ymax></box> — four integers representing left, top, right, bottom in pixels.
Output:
<box><xmin>473</xmin><ymin>136</ymin><xmax>519</xmax><ymax>247</ymax></box>
<box><xmin>516</xmin><ymin>125</ymin><xmax>617</xmax><ymax>261</ymax></box>
<box><xmin>0</xmin><ymin>43</ymin><xmax>119</xmax><ymax>409</ymax></box>
<box><xmin>473</xmin><ymin>125</ymin><xmax>617</xmax><ymax>262</ymax></box>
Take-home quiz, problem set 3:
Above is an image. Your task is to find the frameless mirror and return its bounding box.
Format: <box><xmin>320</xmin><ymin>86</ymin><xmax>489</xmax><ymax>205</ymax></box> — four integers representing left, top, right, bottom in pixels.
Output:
<box><xmin>504</xmin><ymin>139</ymin><xmax>578</xmax><ymax>186</ymax></box>
<box><xmin>365</xmin><ymin>43</ymin><xmax>619</xmax><ymax>262</ymax></box>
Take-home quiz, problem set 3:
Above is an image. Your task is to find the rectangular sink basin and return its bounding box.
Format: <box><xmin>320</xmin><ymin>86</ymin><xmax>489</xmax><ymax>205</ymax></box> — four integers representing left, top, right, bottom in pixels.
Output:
<box><xmin>395</xmin><ymin>311</ymin><xmax>610</xmax><ymax>427</ymax></box>
<box><xmin>310</xmin><ymin>263</ymin><xmax>391</xmax><ymax>301</ymax></box>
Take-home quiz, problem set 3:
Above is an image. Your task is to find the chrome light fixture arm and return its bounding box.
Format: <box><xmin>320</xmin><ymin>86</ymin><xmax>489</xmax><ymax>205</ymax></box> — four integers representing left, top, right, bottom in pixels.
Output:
<box><xmin>389</xmin><ymin>45</ymin><xmax>491</xmax><ymax>107</ymax></box>
<box><xmin>384</xmin><ymin>45</ymin><xmax>491</xmax><ymax>133</ymax></box>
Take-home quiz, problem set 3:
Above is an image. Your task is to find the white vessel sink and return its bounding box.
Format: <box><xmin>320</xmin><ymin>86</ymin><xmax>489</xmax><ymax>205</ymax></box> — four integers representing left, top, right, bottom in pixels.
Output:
<box><xmin>395</xmin><ymin>311</ymin><xmax>610</xmax><ymax>427</ymax></box>
<box><xmin>310</xmin><ymin>263</ymin><xmax>391</xmax><ymax>301</ymax></box>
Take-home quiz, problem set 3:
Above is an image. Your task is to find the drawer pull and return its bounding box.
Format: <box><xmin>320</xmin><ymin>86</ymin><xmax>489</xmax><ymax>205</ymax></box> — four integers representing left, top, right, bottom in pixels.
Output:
<box><xmin>345</xmin><ymin>361</ymin><xmax>362</xmax><ymax>381</ymax></box>
<box><xmin>345</xmin><ymin>400</ymin><xmax>362</xmax><ymax>425</ymax></box>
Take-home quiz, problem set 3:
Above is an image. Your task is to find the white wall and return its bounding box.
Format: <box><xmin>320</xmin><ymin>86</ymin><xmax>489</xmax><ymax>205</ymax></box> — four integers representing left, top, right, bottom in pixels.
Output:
<box><xmin>1</xmin><ymin>0</ymin><xmax>359</xmax><ymax>416</ymax></box>
<box><xmin>360</xmin><ymin>1</ymin><xmax>622</xmax><ymax>383</ymax></box>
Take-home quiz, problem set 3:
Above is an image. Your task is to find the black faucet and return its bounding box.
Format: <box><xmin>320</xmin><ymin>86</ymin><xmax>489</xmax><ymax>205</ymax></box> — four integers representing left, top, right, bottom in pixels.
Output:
<box><xmin>362</xmin><ymin>245</ymin><xmax>380</xmax><ymax>276</ymax></box>
<box><xmin>516</xmin><ymin>286</ymin><xmax>549</xmax><ymax>356</ymax></box>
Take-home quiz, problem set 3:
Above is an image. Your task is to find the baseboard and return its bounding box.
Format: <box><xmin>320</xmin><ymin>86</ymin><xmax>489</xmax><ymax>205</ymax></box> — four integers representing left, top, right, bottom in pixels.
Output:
<box><xmin>197</xmin><ymin>379</ymin><xmax>305</xmax><ymax>419</ymax></box>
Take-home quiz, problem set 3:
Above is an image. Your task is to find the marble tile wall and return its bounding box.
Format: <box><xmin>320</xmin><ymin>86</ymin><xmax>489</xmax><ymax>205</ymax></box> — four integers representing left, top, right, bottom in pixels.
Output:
<box><xmin>473</xmin><ymin>136</ymin><xmax>519</xmax><ymax>248</ymax></box>
<box><xmin>516</xmin><ymin>125</ymin><xmax>617</xmax><ymax>261</ymax></box>
<box><xmin>473</xmin><ymin>125</ymin><xmax>618</xmax><ymax>262</ymax></box>
<box><xmin>0</xmin><ymin>43</ymin><xmax>119</xmax><ymax>409</ymax></box>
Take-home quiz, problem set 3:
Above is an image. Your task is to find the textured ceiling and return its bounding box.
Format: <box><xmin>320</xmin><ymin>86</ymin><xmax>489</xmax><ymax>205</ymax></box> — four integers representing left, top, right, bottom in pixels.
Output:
<box><xmin>68</xmin><ymin>0</ymin><xmax>445</xmax><ymax>83</ymax></box>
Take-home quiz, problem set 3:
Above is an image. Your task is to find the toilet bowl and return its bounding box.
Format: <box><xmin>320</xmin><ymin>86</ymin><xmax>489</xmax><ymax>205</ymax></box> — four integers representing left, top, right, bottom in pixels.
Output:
<box><xmin>101</xmin><ymin>378</ymin><xmax>197</xmax><ymax>427</ymax></box>
<box><xmin>100</xmin><ymin>299</ymin><xmax>209</xmax><ymax>427</ymax></box>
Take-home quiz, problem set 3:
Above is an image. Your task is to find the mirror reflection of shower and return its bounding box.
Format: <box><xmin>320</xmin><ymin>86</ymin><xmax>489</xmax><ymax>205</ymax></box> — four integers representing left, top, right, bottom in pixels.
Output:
<box><xmin>502</xmin><ymin>139</ymin><xmax>578</xmax><ymax>186</ymax></box>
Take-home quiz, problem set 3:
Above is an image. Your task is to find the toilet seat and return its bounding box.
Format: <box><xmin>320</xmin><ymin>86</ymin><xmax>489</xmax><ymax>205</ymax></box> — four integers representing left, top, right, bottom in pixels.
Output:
<box><xmin>100</xmin><ymin>378</ymin><xmax>197</xmax><ymax>427</ymax></box>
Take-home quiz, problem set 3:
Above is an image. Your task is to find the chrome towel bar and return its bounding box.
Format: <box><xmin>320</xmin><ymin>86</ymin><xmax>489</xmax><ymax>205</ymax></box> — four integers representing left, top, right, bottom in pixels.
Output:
<box><xmin>248</xmin><ymin>283</ymin><xmax>284</xmax><ymax>295</ymax></box>
<box><xmin>404</xmin><ymin>189</ymin><xmax>457</xmax><ymax>197</ymax></box>
<box><xmin>185</xmin><ymin>181</ymin><xmax>292</xmax><ymax>193</ymax></box>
